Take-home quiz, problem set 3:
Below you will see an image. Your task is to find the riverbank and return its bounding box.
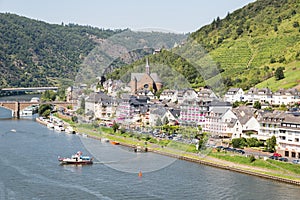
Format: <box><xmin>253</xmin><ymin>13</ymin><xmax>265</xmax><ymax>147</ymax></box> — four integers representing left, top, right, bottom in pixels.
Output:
<box><xmin>36</xmin><ymin>118</ymin><xmax>300</xmax><ymax>186</ymax></box>
<box><xmin>76</xmin><ymin>126</ymin><xmax>300</xmax><ymax>186</ymax></box>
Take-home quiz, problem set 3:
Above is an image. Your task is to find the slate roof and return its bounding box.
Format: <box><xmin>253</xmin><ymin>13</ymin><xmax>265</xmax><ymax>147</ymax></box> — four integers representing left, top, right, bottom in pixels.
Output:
<box><xmin>227</xmin><ymin>88</ymin><xmax>241</xmax><ymax>93</ymax></box>
<box><xmin>169</xmin><ymin>108</ymin><xmax>180</xmax><ymax>118</ymax></box>
<box><xmin>86</xmin><ymin>92</ymin><xmax>112</xmax><ymax>103</ymax></box>
<box><xmin>131</xmin><ymin>72</ymin><xmax>162</xmax><ymax>83</ymax></box>
<box><xmin>150</xmin><ymin>107</ymin><xmax>167</xmax><ymax>117</ymax></box>
<box><xmin>232</xmin><ymin>106</ymin><xmax>256</xmax><ymax>125</ymax></box>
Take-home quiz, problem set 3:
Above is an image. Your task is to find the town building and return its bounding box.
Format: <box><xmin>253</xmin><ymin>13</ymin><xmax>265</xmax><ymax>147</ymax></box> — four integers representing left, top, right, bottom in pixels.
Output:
<box><xmin>176</xmin><ymin>89</ymin><xmax>197</xmax><ymax>104</ymax></box>
<box><xmin>277</xmin><ymin>113</ymin><xmax>300</xmax><ymax>158</ymax></box>
<box><xmin>204</xmin><ymin>107</ymin><xmax>237</xmax><ymax>138</ymax></box>
<box><xmin>85</xmin><ymin>92</ymin><xmax>118</xmax><ymax>121</ymax></box>
<box><xmin>231</xmin><ymin>106</ymin><xmax>260</xmax><ymax>138</ymax></box>
<box><xmin>224</xmin><ymin>88</ymin><xmax>244</xmax><ymax>103</ymax></box>
<box><xmin>244</xmin><ymin>87</ymin><xmax>272</xmax><ymax>103</ymax></box>
<box><xmin>271</xmin><ymin>88</ymin><xmax>299</xmax><ymax>105</ymax></box>
<box><xmin>179</xmin><ymin>99</ymin><xmax>210</xmax><ymax>127</ymax></box>
<box><xmin>116</xmin><ymin>95</ymin><xmax>149</xmax><ymax>128</ymax></box>
<box><xmin>129</xmin><ymin>58</ymin><xmax>163</xmax><ymax>95</ymax></box>
<box><xmin>258</xmin><ymin>111</ymin><xmax>300</xmax><ymax>158</ymax></box>
<box><xmin>159</xmin><ymin>89</ymin><xmax>176</xmax><ymax>102</ymax></box>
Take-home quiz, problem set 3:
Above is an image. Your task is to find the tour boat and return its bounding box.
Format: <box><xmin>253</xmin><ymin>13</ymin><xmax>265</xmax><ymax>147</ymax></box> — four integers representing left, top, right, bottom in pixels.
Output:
<box><xmin>58</xmin><ymin>151</ymin><xmax>93</xmax><ymax>165</ymax></box>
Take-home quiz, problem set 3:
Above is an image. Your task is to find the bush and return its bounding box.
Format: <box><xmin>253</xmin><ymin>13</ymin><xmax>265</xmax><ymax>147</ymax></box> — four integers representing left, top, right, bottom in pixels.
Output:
<box><xmin>148</xmin><ymin>138</ymin><xmax>158</xmax><ymax>144</ymax></box>
<box><xmin>232</xmin><ymin>138</ymin><xmax>247</xmax><ymax>148</ymax></box>
<box><xmin>249</xmin><ymin>155</ymin><xmax>256</xmax><ymax>163</ymax></box>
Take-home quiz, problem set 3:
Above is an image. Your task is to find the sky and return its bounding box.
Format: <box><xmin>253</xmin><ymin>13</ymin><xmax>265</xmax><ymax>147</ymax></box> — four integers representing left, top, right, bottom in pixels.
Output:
<box><xmin>0</xmin><ymin>0</ymin><xmax>255</xmax><ymax>33</ymax></box>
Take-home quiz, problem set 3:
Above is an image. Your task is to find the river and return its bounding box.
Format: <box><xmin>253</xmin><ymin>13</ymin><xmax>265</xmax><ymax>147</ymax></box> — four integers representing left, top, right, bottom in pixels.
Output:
<box><xmin>0</xmin><ymin>112</ymin><xmax>300</xmax><ymax>199</ymax></box>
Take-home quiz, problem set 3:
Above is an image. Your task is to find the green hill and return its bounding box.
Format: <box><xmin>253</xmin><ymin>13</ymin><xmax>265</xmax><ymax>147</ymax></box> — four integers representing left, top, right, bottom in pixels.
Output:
<box><xmin>190</xmin><ymin>0</ymin><xmax>300</xmax><ymax>91</ymax></box>
<box><xmin>110</xmin><ymin>0</ymin><xmax>300</xmax><ymax>93</ymax></box>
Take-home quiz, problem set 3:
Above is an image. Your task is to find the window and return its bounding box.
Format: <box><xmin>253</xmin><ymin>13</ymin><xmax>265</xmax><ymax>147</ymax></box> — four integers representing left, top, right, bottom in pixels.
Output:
<box><xmin>285</xmin><ymin>151</ymin><xmax>289</xmax><ymax>157</ymax></box>
<box><xmin>296</xmin><ymin>138</ymin><xmax>299</xmax><ymax>142</ymax></box>
<box><xmin>292</xmin><ymin>152</ymin><xmax>296</xmax><ymax>158</ymax></box>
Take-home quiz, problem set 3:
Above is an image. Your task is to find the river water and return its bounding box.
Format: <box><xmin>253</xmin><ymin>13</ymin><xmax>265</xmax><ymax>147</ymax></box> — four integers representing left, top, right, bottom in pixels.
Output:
<box><xmin>0</xmin><ymin>108</ymin><xmax>300</xmax><ymax>199</ymax></box>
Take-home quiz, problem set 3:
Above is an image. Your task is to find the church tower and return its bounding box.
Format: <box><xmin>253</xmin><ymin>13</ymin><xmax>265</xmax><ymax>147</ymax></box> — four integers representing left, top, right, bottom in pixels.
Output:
<box><xmin>145</xmin><ymin>58</ymin><xmax>150</xmax><ymax>75</ymax></box>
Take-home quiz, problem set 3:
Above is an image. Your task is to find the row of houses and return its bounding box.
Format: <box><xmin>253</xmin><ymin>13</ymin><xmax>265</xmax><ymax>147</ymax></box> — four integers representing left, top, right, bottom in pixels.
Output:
<box><xmin>224</xmin><ymin>87</ymin><xmax>300</xmax><ymax>105</ymax></box>
<box><xmin>79</xmin><ymin>85</ymin><xmax>300</xmax><ymax>158</ymax></box>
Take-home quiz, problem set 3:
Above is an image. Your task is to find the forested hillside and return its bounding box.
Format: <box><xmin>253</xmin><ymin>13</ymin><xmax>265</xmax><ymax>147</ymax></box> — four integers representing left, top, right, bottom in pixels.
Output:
<box><xmin>0</xmin><ymin>13</ymin><xmax>121</xmax><ymax>87</ymax></box>
<box><xmin>0</xmin><ymin>13</ymin><xmax>186</xmax><ymax>88</ymax></box>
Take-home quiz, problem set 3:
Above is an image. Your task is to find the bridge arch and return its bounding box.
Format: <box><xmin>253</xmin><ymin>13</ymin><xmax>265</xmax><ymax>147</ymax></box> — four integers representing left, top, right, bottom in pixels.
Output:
<box><xmin>0</xmin><ymin>105</ymin><xmax>14</xmax><ymax>117</ymax></box>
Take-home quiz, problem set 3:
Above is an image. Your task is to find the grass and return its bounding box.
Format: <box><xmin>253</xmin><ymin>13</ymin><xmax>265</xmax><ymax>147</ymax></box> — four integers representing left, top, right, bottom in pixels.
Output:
<box><xmin>255</xmin><ymin>61</ymin><xmax>300</xmax><ymax>90</ymax></box>
<box><xmin>209</xmin><ymin>152</ymin><xmax>300</xmax><ymax>176</ymax></box>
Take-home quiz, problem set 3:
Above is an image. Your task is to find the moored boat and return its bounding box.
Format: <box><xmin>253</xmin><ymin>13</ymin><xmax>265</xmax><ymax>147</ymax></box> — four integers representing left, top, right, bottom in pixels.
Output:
<box><xmin>110</xmin><ymin>141</ymin><xmax>120</xmax><ymax>145</ymax></box>
<box><xmin>58</xmin><ymin>151</ymin><xmax>93</xmax><ymax>165</ymax></box>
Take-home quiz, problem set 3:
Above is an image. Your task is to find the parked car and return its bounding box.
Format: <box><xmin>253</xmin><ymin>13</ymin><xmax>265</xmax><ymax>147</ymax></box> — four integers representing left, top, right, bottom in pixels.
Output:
<box><xmin>236</xmin><ymin>149</ymin><xmax>245</xmax><ymax>154</ymax></box>
<box><xmin>269</xmin><ymin>155</ymin><xmax>279</xmax><ymax>160</ymax></box>
<box><xmin>292</xmin><ymin>159</ymin><xmax>300</xmax><ymax>164</ymax></box>
<box><xmin>216</xmin><ymin>146</ymin><xmax>224</xmax><ymax>150</ymax></box>
<box><xmin>273</xmin><ymin>153</ymin><xmax>282</xmax><ymax>157</ymax></box>
<box><xmin>278</xmin><ymin>157</ymin><xmax>288</xmax><ymax>162</ymax></box>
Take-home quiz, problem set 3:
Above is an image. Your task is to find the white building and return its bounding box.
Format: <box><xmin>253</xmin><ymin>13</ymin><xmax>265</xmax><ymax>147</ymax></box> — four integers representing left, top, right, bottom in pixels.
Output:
<box><xmin>277</xmin><ymin>113</ymin><xmax>300</xmax><ymax>158</ymax></box>
<box><xmin>244</xmin><ymin>88</ymin><xmax>272</xmax><ymax>103</ymax></box>
<box><xmin>224</xmin><ymin>88</ymin><xmax>244</xmax><ymax>103</ymax></box>
<box><xmin>271</xmin><ymin>88</ymin><xmax>299</xmax><ymax>105</ymax></box>
<box><xmin>159</xmin><ymin>89</ymin><xmax>176</xmax><ymax>102</ymax></box>
<box><xmin>204</xmin><ymin>108</ymin><xmax>238</xmax><ymax>138</ymax></box>
<box><xmin>232</xmin><ymin>106</ymin><xmax>260</xmax><ymax>138</ymax></box>
<box><xmin>85</xmin><ymin>92</ymin><xmax>118</xmax><ymax>120</ymax></box>
<box><xmin>197</xmin><ymin>88</ymin><xmax>218</xmax><ymax>101</ymax></box>
<box><xmin>176</xmin><ymin>89</ymin><xmax>197</xmax><ymax>104</ymax></box>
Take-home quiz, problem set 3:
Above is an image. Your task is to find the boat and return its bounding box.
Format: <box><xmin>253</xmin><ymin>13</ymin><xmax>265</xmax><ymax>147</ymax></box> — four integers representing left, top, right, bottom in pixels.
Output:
<box><xmin>47</xmin><ymin>123</ymin><xmax>54</xmax><ymax>129</ymax></box>
<box><xmin>134</xmin><ymin>145</ymin><xmax>148</xmax><ymax>153</ymax></box>
<box><xmin>58</xmin><ymin>151</ymin><xmax>93</xmax><ymax>165</ymax></box>
<box><xmin>101</xmin><ymin>138</ymin><xmax>109</xmax><ymax>143</ymax></box>
<box><xmin>65</xmin><ymin>126</ymin><xmax>75</xmax><ymax>134</ymax></box>
<box><xmin>110</xmin><ymin>141</ymin><xmax>120</xmax><ymax>145</ymax></box>
<box><xmin>54</xmin><ymin>125</ymin><xmax>65</xmax><ymax>132</ymax></box>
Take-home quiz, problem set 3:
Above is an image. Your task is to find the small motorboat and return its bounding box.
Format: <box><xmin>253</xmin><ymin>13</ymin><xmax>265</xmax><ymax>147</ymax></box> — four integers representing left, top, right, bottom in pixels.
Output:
<box><xmin>58</xmin><ymin>151</ymin><xmax>93</xmax><ymax>165</ymax></box>
<box><xmin>134</xmin><ymin>145</ymin><xmax>148</xmax><ymax>153</ymax></box>
<box><xmin>110</xmin><ymin>141</ymin><xmax>120</xmax><ymax>145</ymax></box>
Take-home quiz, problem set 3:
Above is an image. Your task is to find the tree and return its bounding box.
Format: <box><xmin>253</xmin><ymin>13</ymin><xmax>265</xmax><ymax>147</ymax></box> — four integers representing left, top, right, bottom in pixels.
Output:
<box><xmin>57</xmin><ymin>88</ymin><xmax>66</xmax><ymax>101</ymax></box>
<box><xmin>232</xmin><ymin>101</ymin><xmax>240</xmax><ymax>108</ymax></box>
<box><xmin>156</xmin><ymin>117</ymin><xmax>162</xmax><ymax>126</ymax></box>
<box><xmin>253</xmin><ymin>101</ymin><xmax>261</xmax><ymax>109</ymax></box>
<box><xmin>41</xmin><ymin>90</ymin><xmax>56</xmax><ymax>101</ymax></box>
<box><xmin>231</xmin><ymin>138</ymin><xmax>246</xmax><ymax>148</ymax></box>
<box><xmin>80</xmin><ymin>97</ymin><xmax>85</xmax><ymax>110</ymax></box>
<box><xmin>265</xmin><ymin>135</ymin><xmax>276</xmax><ymax>153</ymax></box>
<box><xmin>71</xmin><ymin>116</ymin><xmax>78</xmax><ymax>123</ymax></box>
<box><xmin>162</xmin><ymin>117</ymin><xmax>169</xmax><ymax>125</ymax></box>
<box><xmin>293</xmin><ymin>21</ymin><xmax>299</xmax><ymax>28</ymax></box>
<box><xmin>236</xmin><ymin>27</ymin><xmax>243</xmax><ymax>36</ymax></box>
<box><xmin>275</xmin><ymin>67</ymin><xmax>285</xmax><ymax>80</ymax></box>
<box><xmin>112</xmin><ymin>121</ymin><xmax>119</xmax><ymax>133</ymax></box>
<box><xmin>38</xmin><ymin>104</ymin><xmax>52</xmax><ymax>117</ymax></box>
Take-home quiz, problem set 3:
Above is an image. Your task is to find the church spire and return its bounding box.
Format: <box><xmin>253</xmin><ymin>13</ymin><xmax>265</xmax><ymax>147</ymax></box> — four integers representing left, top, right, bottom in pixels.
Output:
<box><xmin>145</xmin><ymin>58</ymin><xmax>150</xmax><ymax>75</ymax></box>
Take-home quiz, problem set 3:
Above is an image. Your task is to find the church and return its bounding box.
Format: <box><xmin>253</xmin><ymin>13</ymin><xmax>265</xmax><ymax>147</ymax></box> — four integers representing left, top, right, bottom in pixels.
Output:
<box><xmin>130</xmin><ymin>58</ymin><xmax>163</xmax><ymax>95</ymax></box>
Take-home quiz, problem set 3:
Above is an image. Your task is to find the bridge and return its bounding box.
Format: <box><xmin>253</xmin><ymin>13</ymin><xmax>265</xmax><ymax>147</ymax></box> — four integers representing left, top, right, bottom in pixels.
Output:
<box><xmin>0</xmin><ymin>101</ymin><xmax>75</xmax><ymax>118</ymax></box>
<box><xmin>0</xmin><ymin>87</ymin><xmax>58</xmax><ymax>92</ymax></box>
